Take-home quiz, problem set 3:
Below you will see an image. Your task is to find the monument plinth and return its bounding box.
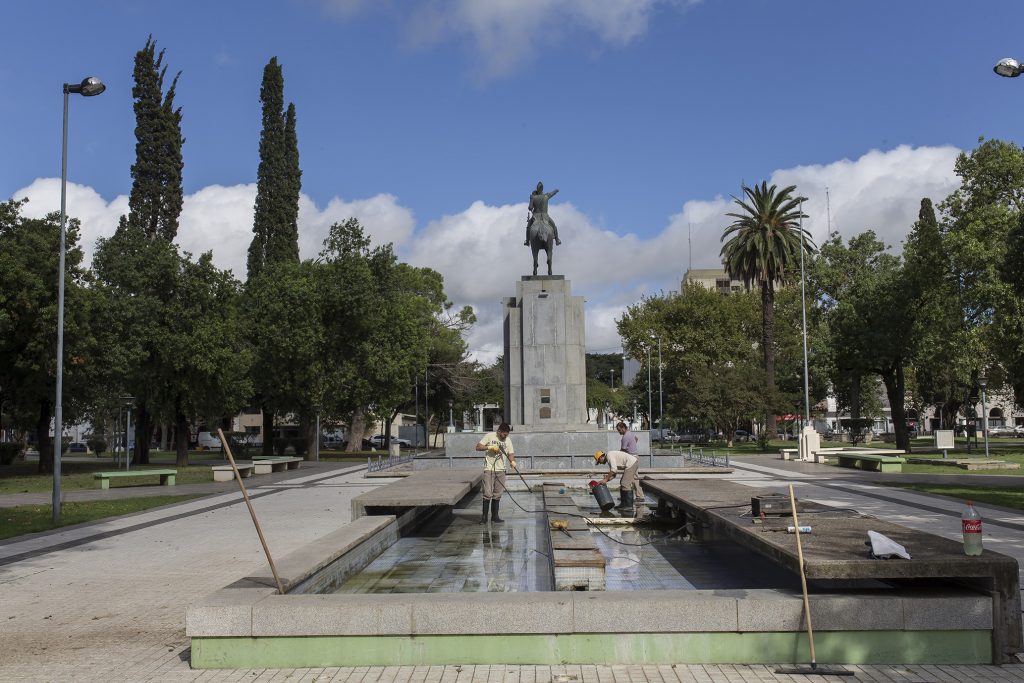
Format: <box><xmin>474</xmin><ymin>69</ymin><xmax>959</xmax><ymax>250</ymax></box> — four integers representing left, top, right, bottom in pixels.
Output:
<box><xmin>504</xmin><ymin>275</ymin><xmax>589</xmax><ymax>431</ymax></box>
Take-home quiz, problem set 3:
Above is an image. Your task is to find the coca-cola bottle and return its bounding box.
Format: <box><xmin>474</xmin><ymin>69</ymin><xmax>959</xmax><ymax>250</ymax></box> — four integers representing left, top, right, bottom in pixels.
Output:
<box><xmin>962</xmin><ymin>500</ymin><xmax>983</xmax><ymax>556</ymax></box>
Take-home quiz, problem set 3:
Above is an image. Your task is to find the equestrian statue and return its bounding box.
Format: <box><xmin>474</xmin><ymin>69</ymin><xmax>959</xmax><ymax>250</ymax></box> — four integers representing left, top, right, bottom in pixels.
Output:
<box><xmin>524</xmin><ymin>181</ymin><xmax>562</xmax><ymax>276</ymax></box>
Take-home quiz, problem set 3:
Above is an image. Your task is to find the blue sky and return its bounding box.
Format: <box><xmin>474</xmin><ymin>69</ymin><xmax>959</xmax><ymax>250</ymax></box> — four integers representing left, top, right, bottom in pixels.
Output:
<box><xmin>2</xmin><ymin>1</ymin><xmax>1021</xmax><ymax>361</ymax></box>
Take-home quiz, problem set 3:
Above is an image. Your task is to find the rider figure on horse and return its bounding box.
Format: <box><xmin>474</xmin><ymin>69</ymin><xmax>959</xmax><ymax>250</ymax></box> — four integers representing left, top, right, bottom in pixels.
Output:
<box><xmin>524</xmin><ymin>181</ymin><xmax>562</xmax><ymax>246</ymax></box>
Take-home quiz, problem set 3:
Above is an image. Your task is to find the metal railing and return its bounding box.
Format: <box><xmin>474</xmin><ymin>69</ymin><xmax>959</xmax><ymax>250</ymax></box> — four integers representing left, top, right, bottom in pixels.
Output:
<box><xmin>367</xmin><ymin>450</ymin><xmax>418</xmax><ymax>472</ymax></box>
<box><xmin>682</xmin><ymin>446</ymin><xmax>729</xmax><ymax>468</ymax></box>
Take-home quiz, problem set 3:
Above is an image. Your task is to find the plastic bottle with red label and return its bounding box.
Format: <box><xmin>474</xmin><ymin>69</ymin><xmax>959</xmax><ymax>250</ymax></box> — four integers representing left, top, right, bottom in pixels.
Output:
<box><xmin>962</xmin><ymin>500</ymin><xmax>983</xmax><ymax>556</ymax></box>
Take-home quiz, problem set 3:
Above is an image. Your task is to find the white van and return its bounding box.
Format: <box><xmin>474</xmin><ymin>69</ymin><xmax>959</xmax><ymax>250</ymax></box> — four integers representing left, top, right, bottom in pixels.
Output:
<box><xmin>197</xmin><ymin>431</ymin><xmax>222</xmax><ymax>451</ymax></box>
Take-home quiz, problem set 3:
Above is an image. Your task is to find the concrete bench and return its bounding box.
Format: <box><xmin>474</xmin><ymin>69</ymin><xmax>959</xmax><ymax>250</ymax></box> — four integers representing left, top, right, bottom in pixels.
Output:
<box><xmin>211</xmin><ymin>463</ymin><xmax>253</xmax><ymax>482</ymax></box>
<box><xmin>94</xmin><ymin>469</ymin><xmax>177</xmax><ymax>489</ymax></box>
<box><xmin>253</xmin><ymin>456</ymin><xmax>302</xmax><ymax>474</ymax></box>
<box><xmin>779</xmin><ymin>448</ymin><xmax>798</xmax><ymax>460</ymax></box>
<box><xmin>837</xmin><ymin>452</ymin><xmax>906</xmax><ymax>472</ymax></box>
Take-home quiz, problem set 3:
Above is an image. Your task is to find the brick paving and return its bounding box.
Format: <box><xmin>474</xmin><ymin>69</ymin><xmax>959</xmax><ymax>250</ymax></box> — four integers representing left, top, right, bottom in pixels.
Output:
<box><xmin>2</xmin><ymin>458</ymin><xmax>1024</xmax><ymax>682</ymax></box>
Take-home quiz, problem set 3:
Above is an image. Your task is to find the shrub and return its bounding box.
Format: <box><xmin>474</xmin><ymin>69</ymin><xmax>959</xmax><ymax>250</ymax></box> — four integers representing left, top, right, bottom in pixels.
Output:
<box><xmin>273</xmin><ymin>438</ymin><xmax>290</xmax><ymax>456</ymax></box>
<box><xmin>756</xmin><ymin>431</ymin><xmax>771</xmax><ymax>451</ymax></box>
<box><xmin>291</xmin><ymin>437</ymin><xmax>308</xmax><ymax>457</ymax></box>
<box><xmin>223</xmin><ymin>432</ymin><xmax>249</xmax><ymax>460</ymax></box>
<box><xmin>0</xmin><ymin>443</ymin><xmax>21</xmax><ymax>466</ymax></box>
<box><xmin>87</xmin><ymin>438</ymin><xmax>107</xmax><ymax>456</ymax></box>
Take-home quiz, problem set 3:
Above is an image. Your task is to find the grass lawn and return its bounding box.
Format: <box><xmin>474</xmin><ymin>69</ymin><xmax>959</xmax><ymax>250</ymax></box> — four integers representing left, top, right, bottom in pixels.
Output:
<box><xmin>0</xmin><ymin>460</ymin><xmax>226</xmax><ymax>495</ymax></box>
<box><xmin>0</xmin><ymin>494</ymin><xmax>206</xmax><ymax>540</ymax></box>
<box><xmin>900</xmin><ymin>453</ymin><xmax>1024</xmax><ymax>475</ymax></box>
<box><xmin>0</xmin><ymin>448</ymin><xmax>388</xmax><ymax>495</ymax></box>
<box><xmin>813</xmin><ymin>443</ymin><xmax>1024</xmax><ymax>476</ymax></box>
<box><xmin>882</xmin><ymin>483</ymin><xmax>1024</xmax><ymax>511</ymax></box>
<box><xmin>661</xmin><ymin>438</ymin><xmax>891</xmax><ymax>455</ymax></box>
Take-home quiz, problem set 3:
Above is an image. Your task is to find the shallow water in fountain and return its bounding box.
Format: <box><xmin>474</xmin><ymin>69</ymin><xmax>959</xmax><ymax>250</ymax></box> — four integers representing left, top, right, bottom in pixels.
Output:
<box><xmin>330</xmin><ymin>490</ymin><xmax>801</xmax><ymax>594</ymax></box>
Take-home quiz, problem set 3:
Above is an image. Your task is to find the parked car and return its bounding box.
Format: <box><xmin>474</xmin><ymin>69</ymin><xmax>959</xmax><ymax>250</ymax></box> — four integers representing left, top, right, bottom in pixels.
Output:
<box><xmin>734</xmin><ymin>429</ymin><xmax>754</xmax><ymax>442</ymax></box>
<box><xmin>1014</xmin><ymin>425</ymin><xmax>1024</xmax><ymax>437</ymax></box>
<box><xmin>196</xmin><ymin>431</ymin><xmax>222</xmax><ymax>451</ymax></box>
<box><xmin>321</xmin><ymin>435</ymin><xmax>345</xmax><ymax>449</ymax></box>
<box><xmin>369</xmin><ymin>434</ymin><xmax>412</xmax><ymax>448</ymax></box>
<box><xmin>650</xmin><ymin>429</ymin><xmax>679</xmax><ymax>443</ymax></box>
<box><xmin>340</xmin><ymin>438</ymin><xmax>374</xmax><ymax>450</ymax></box>
<box><xmin>67</xmin><ymin>442</ymin><xmax>88</xmax><ymax>453</ymax></box>
<box><xmin>676</xmin><ymin>432</ymin><xmax>707</xmax><ymax>444</ymax></box>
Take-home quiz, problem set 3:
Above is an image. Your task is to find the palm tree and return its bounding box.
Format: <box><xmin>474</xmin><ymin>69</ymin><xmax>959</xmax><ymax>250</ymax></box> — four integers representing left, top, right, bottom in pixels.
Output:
<box><xmin>721</xmin><ymin>181</ymin><xmax>814</xmax><ymax>439</ymax></box>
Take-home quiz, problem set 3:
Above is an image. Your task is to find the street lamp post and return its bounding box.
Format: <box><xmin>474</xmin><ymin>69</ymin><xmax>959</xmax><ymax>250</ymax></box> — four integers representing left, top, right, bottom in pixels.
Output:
<box><xmin>646</xmin><ymin>345</ymin><xmax>652</xmax><ymax>430</ymax></box>
<box><xmin>656</xmin><ymin>336</ymin><xmax>663</xmax><ymax>438</ymax></box>
<box><xmin>120</xmin><ymin>395</ymin><xmax>135</xmax><ymax>471</ymax></box>
<box><xmin>448</xmin><ymin>400</ymin><xmax>454</xmax><ymax>432</ymax></box>
<box><xmin>54</xmin><ymin>76</ymin><xmax>105</xmax><ymax>525</ymax></box>
<box><xmin>798</xmin><ymin>200</ymin><xmax>811</xmax><ymax>425</ymax></box>
<box><xmin>313</xmin><ymin>404</ymin><xmax>321</xmax><ymax>463</ymax></box>
<box><xmin>979</xmin><ymin>375</ymin><xmax>990</xmax><ymax>459</ymax></box>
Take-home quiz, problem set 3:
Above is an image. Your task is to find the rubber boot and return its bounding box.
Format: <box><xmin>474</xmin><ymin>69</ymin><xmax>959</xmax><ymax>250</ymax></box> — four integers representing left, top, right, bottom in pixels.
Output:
<box><xmin>616</xmin><ymin>489</ymin><xmax>632</xmax><ymax>510</ymax></box>
<box><xmin>491</xmin><ymin>499</ymin><xmax>504</xmax><ymax>523</ymax></box>
<box><xmin>618</xmin><ymin>491</ymin><xmax>635</xmax><ymax>513</ymax></box>
<box><xmin>479</xmin><ymin>499</ymin><xmax>490</xmax><ymax>524</ymax></box>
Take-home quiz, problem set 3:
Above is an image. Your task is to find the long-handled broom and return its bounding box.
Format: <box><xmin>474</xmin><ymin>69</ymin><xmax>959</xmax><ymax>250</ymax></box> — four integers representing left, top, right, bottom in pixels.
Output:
<box><xmin>217</xmin><ymin>428</ymin><xmax>285</xmax><ymax>594</ymax></box>
<box><xmin>774</xmin><ymin>484</ymin><xmax>853</xmax><ymax>676</ymax></box>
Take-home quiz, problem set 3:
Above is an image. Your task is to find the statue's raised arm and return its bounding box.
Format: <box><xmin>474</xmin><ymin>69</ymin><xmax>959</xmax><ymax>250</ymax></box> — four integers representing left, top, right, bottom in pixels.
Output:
<box><xmin>524</xmin><ymin>180</ymin><xmax>562</xmax><ymax>276</ymax></box>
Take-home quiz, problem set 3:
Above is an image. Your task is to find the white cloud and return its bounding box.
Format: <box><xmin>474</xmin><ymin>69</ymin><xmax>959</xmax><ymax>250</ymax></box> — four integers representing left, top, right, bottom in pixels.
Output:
<box><xmin>11</xmin><ymin>180</ymin><xmax>415</xmax><ymax>280</ymax></box>
<box><xmin>325</xmin><ymin>0</ymin><xmax>698</xmax><ymax>79</ymax></box>
<box><xmin>10</xmin><ymin>144</ymin><xmax>963</xmax><ymax>366</ymax></box>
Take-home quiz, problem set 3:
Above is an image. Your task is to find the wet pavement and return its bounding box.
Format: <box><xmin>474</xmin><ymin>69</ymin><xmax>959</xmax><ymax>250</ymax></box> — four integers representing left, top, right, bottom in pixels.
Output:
<box><xmin>333</xmin><ymin>490</ymin><xmax>803</xmax><ymax>594</ymax></box>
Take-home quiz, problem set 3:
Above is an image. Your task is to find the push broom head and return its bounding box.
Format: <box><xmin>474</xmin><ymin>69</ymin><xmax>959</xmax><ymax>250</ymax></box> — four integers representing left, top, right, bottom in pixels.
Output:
<box><xmin>774</xmin><ymin>663</ymin><xmax>854</xmax><ymax>676</ymax></box>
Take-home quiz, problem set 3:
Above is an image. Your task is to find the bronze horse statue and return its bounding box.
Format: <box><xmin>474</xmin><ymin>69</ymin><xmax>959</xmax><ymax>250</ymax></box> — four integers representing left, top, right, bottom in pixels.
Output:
<box><xmin>526</xmin><ymin>182</ymin><xmax>561</xmax><ymax>276</ymax></box>
<box><xmin>529</xmin><ymin>215</ymin><xmax>555</xmax><ymax>276</ymax></box>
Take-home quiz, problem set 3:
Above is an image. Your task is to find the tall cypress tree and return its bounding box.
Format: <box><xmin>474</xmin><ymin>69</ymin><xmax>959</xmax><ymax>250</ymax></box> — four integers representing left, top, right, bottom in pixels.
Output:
<box><xmin>120</xmin><ymin>36</ymin><xmax>185</xmax><ymax>463</ymax></box>
<box><xmin>248</xmin><ymin>57</ymin><xmax>300</xmax><ymax>279</ymax></box>
<box><xmin>247</xmin><ymin>57</ymin><xmax>302</xmax><ymax>454</ymax></box>
<box><xmin>128</xmin><ymin>36</ymin><xmax>184</xmax><ymax>241</ymax></box>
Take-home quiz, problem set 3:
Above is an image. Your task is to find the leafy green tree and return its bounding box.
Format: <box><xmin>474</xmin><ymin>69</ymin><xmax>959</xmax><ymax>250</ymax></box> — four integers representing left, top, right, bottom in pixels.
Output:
<box><xmin>905</xmin><ymin>198</ymin><xmax>975</xmax><ymax>429</ymax></box>
<box><xmin>0</xmin><ymin>201</ymin><xmax>96</xmax><ymax>472</ymax></box>
<box><xmin>771</xmin><ymin>285</ymin><xmax>830</xmax><ymax>426</ymax></box>
<box><xmin>247</xmin><ymin>260</ymin><xmax>322</xmax><ymax>458</ymax></box>
<box><xmin>92</xmin><ymin>220</ymin><xmax>178</xmax><ymax>462</ymax></box>
<box><xmin>586</xmin><ymin>353</ymin><xmax>626</xmax><ymax>425</ymax></box>
<box><xmin>462</xmin><ymin>357</ymin><xmax>504</xmax><ymax>428</ymax></box>
<box><xmin>163</xmin><ymin>253</ymin><xmax>253</xmax><ymax>465</ymax></box>
<box><xmin>811</xmin><ymin>230</ymin><xmax>923</xmax><ymax>449</ymax></box>
<box><xmin>315</xmin><ymin>218</ymin><xmax>471</xmax><ymax>450</ymax></box>
<box><xmin>721</xmin><ymin>182</ymin><xmax>814</xmax><ymax>438</ymax></box>
<box><xmin>936</xmin><ymin>139</ymin><xmax>1024</xmax><ymax>409</ymax></box>
<box><xmin>618</xmin><ymin>284</ymin><xmax>767</xmax><ymax>442</ymax></box>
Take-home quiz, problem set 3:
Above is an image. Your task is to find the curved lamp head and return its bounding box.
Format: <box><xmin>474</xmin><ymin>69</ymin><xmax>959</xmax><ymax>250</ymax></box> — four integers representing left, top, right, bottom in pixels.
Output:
<box><xmin>65</xmin><ymin>76</ymin><xmax>106</xmax><ymax>96</ymax></box>
<box><xmin>994</xmin><ymin>58</ymin><xmax>1022</xmax><ymax>78</ymax></box>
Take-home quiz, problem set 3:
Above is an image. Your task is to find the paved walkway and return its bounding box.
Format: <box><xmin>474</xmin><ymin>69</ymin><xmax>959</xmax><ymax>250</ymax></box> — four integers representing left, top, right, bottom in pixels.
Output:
<box><xmin>2</xmin><ymin>456</ymin><xmax>1024</xmax><ymax>682</ymax></box>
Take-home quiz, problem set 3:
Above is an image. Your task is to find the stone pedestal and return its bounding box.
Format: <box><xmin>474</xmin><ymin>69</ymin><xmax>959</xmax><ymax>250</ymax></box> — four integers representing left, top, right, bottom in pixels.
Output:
<box><xmin>799</xmin><ymin>425</ymin><xmax>821</xmax><ymax>462</ymax></box>
<box><xmin>504</xmin><ymin>276</ymin><xmax>588</xmax><ymax>430</ymax></box>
